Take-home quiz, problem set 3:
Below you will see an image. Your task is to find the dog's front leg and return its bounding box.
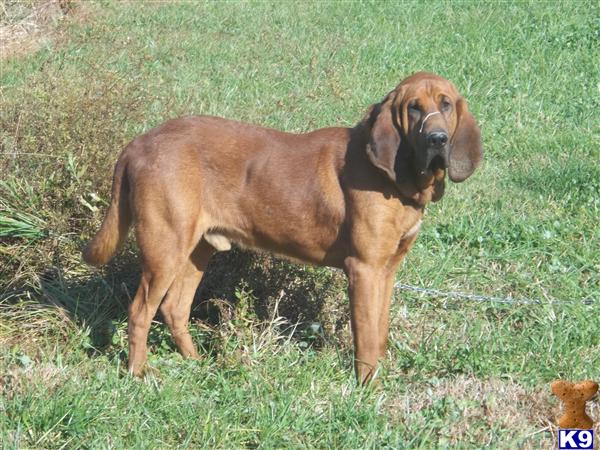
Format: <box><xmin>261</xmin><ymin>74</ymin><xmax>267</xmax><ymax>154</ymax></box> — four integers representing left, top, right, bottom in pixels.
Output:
<box><xmin>377</xmin><ymin>270</ymin><xmax>397</xmax><ymax>359</ymax></box>
<box><xmin>345</xmin><ymin>258</ymin><xmax>383</xmax><ymax>384</ymax></box>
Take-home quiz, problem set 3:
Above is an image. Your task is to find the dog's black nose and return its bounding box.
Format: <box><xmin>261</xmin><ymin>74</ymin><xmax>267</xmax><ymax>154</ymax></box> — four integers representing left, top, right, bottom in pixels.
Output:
<box><xmin>427</xmin><ymin>131</ymin><xmax>448</xmax><ymax>148</ymax></box>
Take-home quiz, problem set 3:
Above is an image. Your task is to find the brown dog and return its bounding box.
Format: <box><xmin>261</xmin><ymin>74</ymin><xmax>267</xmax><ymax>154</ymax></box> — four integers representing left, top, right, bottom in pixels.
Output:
<box><xmin>84</xmin><ymin>72</ymin><xmax>482</xmax><ymax>383</ymax></box>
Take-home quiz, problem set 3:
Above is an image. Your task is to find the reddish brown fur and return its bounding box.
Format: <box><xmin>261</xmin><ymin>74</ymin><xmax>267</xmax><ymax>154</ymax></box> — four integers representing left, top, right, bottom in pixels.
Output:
<box><xmin>84</xmin><ymin>72</ymin><xmax>482</xmax><ymax>383</ymax></box>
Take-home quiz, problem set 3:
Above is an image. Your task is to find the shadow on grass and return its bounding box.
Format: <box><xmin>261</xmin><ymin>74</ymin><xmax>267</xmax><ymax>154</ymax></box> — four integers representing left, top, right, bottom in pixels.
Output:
<box><xmin>199</xmin><ymin>249</ymin><xmax>348</xmax><ymax>329</ymax></box>
<box><xmin>33</xmin><ymin>247</ymin><xmax>348</xmax><ymax>352</ymax></box>
<box><xmin>36</xmin><ymin>253</ymin><xmax>139</xmax><ymax>350</ymax></box>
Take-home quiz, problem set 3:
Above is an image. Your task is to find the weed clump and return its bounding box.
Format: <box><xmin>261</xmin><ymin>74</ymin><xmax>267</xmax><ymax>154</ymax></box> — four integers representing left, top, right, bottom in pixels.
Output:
<box><xmin>1</xmin><ymin>64</ymin><xmax>152</xmax><ymax>292</ymax></box>
<box><xmin>198</xmin><ymin>249</ymin><xmax>350</xmax><ymax>347</ymax></box>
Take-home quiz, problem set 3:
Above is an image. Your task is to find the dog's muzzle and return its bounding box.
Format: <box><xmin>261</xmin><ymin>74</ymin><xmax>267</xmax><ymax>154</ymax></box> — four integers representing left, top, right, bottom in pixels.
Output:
<box><xmin>418</xmin><ymin>130</ymin><xmax>448</xmax><ymax>171</ymax></box>
<box><xmin>426</xmin><ymin>131</ymin><xmax>448</xmax><ymax>148</ymax></box>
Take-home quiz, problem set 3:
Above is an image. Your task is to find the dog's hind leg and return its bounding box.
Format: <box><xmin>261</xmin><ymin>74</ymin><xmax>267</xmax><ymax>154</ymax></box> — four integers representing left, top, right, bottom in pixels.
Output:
<box><xmin>127</xmin><ymin>217</ymin><xmax>199</xmax><ymax>376</ymax></box>
<box><xmin>127</xmin><ymin>259</ymin><xmax>179</xmax><ymax>377</ymax></box>
<box><xmin>159</xmin><ymin>239</ymin><xmax>214</xmax><ymax>359</ymax></box>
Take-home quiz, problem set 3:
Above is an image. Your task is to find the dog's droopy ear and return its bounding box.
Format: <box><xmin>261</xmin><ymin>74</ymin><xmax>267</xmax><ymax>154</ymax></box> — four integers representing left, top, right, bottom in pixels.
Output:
<box><xmin>365</xmin><ymin>96</ymin><xmax>401</xmax><ymax>183</ymax></box>
<box><xmin>449</xmin><ymin>99</ymin><xmax>483</xmax><ymax>182</ymax></box>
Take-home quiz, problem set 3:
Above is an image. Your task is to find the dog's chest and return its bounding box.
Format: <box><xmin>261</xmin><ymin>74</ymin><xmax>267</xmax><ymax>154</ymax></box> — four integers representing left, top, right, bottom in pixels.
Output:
<box><xmin>402</xmin><ymin>218</ymin><xmax>422</xmax><ymax>240</ymax></box>
<box><xmin>394</xmin><ymin>205</ymin><xmax>425</xmax><ymax>246</ymax></box>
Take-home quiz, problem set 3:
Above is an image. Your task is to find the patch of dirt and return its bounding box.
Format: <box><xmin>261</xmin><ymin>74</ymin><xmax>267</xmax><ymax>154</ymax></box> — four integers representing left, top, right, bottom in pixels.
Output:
<box><xmin>383</xmin><ymin>375</ymin><xmax>600</xmax><ymax>448</ymax></box>
<box><xmin>0</xmin><ymin>362</ymin><xmax>68</xmax><ymax>401</ymax></box>
<box><xmin>0</xmin><ymin>0</ymin><xmax>80</xmax><ymax>59</ymax></box>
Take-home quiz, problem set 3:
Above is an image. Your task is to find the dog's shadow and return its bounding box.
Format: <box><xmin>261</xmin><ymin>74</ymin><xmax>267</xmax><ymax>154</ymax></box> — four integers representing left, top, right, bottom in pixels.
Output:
<box><xmin>37</xmin><ymin>247</ymin><xmax>348</xmax><ymax>352</ymax></box>
<box><xmin>198</xmin><ymin>249</ymin><xmax>347</xmax><ymax>327</ymax></box>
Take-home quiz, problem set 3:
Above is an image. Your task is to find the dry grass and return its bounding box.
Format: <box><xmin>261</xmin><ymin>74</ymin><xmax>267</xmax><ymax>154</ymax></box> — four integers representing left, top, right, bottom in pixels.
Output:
<box><xmin>0</xmin><ymin>362</ymin><xmax>68</xmax><ymax>401</ymax></box>
<box><xmin>384</xmin><ymin>375</ymin><xmax>599</xmax><ymax>448</ymax></box>
<box><xmin>0</xmin><ymin>0</ymin><xmax>74</xmax><ymax>59</ymax></box>
<box><xmin>0</xmin><ymin>298</ymin><xmax>78</xmax><ymax>352</ymax></box>
<box><xmin>199</xmin><ymin>249</ymin><xmax>349</xmax><ymax>342</ymax></box>
<box><xmin>0</xmin><ymin>60</ymin><xmax>153</xmax><ymax>294</ymax></box>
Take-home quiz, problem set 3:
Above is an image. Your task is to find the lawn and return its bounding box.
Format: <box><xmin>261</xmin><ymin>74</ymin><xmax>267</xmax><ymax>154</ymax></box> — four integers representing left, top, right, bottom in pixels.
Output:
<box><xmin>1</xmin><ymin>1</ymin><xmax>599</xmax><ymax>448</ymax></box>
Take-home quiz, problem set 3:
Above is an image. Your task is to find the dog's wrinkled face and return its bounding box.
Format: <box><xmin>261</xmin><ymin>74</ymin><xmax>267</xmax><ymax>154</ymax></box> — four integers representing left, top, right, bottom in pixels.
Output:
<box><xmin>365</xmin><ymin>72</ymin><xmax>483</xmax><ymax>197</ymax></box>
<box><xmin>400</xmin><ymin>76</ymin><xmax>459</xmax><ymax>175</ymax></box>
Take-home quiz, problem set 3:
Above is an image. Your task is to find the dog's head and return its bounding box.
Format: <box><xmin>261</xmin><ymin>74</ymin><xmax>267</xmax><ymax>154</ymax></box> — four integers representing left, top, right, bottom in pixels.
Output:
<box><xmin>365</xmin><ymin>72</ymin><xmax>482</xmax><ymax>201</ymax></box>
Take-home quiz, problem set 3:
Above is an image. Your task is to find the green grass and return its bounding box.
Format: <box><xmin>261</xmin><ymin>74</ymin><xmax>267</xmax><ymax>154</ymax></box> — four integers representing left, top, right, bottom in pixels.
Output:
<box><xmin>1</xmin><ymin>1</ymin><xmax>599</xmax><ymax>448</ymax></box>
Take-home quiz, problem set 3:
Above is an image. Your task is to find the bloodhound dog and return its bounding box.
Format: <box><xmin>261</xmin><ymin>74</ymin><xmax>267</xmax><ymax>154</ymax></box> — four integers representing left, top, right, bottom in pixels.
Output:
<box><xmin>84</xmin><ymin>72</ymin><xmax>482</xmax><ymax>383</ymax></box>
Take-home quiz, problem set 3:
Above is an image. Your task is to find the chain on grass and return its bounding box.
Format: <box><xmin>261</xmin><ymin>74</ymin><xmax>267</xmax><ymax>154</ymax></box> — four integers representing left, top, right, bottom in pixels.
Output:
<box><xmin>394</xmin><ymin>282</ymin><xmax>594</xmax><ymax>306</ymax></box>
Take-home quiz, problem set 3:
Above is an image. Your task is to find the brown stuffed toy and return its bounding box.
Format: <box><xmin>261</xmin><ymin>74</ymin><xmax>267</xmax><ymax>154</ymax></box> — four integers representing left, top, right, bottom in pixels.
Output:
<box><xmin>551</xmin><ymin>379</ymin><xmax>598</xmax><ymax>429</ymax></box>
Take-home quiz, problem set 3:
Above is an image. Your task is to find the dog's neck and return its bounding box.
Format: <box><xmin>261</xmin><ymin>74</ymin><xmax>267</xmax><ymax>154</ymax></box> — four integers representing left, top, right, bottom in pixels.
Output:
<box><xmin>350</xmin><ymin>122</ymin><xmax>445</xmax><ymax>207</ymax></box>
<box><xmin>390</xmin><ymin>141</ymin><xmax>445</xmax><ymax>206</ymax></box>
<box><xmin>396</xmin><ymin>160</ymin><xmax>446</xmax><ymax>206</ymax></box>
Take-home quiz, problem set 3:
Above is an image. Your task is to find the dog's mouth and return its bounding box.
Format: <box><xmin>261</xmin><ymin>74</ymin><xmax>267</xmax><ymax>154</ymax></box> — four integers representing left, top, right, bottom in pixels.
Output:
<box><xmin>427</xmin><ymin>154</ymin><xmax>447</xmax><ymax>172</ymax></box>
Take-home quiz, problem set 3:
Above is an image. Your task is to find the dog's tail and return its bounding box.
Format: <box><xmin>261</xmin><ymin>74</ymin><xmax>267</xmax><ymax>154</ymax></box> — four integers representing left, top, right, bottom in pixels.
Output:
<box><xmin>83</xmin><ymin>155</ymin><xmax>132</xmax><ymax>267</ymax></box>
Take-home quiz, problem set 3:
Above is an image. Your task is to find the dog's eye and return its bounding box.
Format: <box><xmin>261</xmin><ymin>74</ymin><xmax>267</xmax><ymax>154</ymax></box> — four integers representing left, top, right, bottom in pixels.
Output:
<box><xmin>441</xmin><ymin>100</ymin><xmax>452</xmax><ymax>112</ymax></box>
<box><xmin>408</xmin><ymin>102</ymin><xmax>420</xmax><ymax>114</ymax></box>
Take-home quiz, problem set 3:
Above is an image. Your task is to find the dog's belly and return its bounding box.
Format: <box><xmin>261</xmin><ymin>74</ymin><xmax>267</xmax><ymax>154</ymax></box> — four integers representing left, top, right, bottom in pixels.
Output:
<box><xmin>201</xmin><ymin>179</ymin><xmax>347</xmax><ymax>265</ymax></box>
<box><xmin>207</xmin><ymin>214</ymin><xmax>347</xmax><ymax>268</ymax></box>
